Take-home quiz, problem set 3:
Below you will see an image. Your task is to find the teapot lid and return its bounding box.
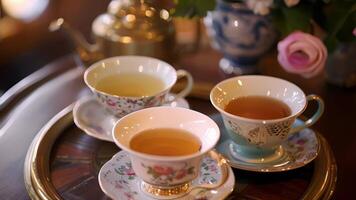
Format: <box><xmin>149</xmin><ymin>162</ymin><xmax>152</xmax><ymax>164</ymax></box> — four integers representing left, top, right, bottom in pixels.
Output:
<box><xmin>92</xmin><ymin>0</ymin><xmax>173</xmax><ymax>43</ymax></box>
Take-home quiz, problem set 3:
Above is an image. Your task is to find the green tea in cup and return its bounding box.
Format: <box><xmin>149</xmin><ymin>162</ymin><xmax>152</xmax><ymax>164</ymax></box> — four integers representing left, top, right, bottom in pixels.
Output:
<box><xmin>84</xmin><ymin>56</ymin><xmax>193</xmax><ymax>117</ymax></box>
<box><xmin>95</xmin><ymin>73</ymin><xmax>166</xmax><ymax>97</ymax></box>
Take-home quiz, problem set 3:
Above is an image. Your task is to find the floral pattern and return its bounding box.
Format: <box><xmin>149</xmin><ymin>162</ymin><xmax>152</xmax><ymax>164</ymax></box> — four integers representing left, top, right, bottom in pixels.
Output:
<box><xmin>101</xmin><ymin>153</ymin><xmax>139</xmax><ymax>199</ymax></box>
<box><xmin>114</xmin><ymin>162</ymin><xmax>135</xmax><ymax>180</ymax></box>
<box><xmin>197</xmin><ymin>156</ymin><xmax>219</xmax><ymax>185</ymax></box>
<box><xmin>95</xmin><ymin>91</ymin><xmax>166</xmax><ymax>118</ymax></box>
<box><xmin>141</xmin><ymin>163</ymin><xmax>195</xmax><ymax>185</ymax></box>
<box><xmin>99</xmin><ymin>151</ymin><xmax>232</xmax><ymax>200</ymax></box>
<box><xmin>284</xmin><ymin>130</ymin><xmax>319</xmax><ymax>166</ymax></box>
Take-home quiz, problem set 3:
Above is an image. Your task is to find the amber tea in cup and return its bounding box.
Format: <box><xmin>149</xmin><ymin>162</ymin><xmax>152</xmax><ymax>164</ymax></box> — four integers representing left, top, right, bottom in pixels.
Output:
<box><xmin>113</xmin><ymin>107</ymin><xmax>227</xmax><ymax>199</ymax></box>
<box><xmin>210</xmin><ymin>75</ymin><xmax>324</xmax><ymax>164</ymax></box>
<box><xmin>224</xmin><ymin>96</ymin><xmax>291</xmax><ymax>120</ymax></box>
<box><xmin>129</xmin><ymin>128</ymin><xmax>201</xmax><ymax>156</ymax></box>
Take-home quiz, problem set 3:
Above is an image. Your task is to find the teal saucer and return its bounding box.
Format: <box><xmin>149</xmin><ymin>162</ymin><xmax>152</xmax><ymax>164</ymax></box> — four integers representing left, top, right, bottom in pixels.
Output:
<box><xmin>212</xmin><ymin>114</ymin><xmax>320</xmax><ymax>172</ymax></box>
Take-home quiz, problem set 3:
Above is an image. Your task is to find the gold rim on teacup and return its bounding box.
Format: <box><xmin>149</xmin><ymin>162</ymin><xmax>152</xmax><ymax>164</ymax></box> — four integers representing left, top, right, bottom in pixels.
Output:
<box><xmin>84</xmin><ymin>56</ymin><xmax>193</xmax><ymax>117</ymax></box>
<box><xmin>112</xmin><ymin>107</ymin><xmax>229</xmax><ymax>199</ymax></box>
<box><xmin>210</xmin><ymin>75</ymin><xmax>324</xmax><ymax>164</ymax></box>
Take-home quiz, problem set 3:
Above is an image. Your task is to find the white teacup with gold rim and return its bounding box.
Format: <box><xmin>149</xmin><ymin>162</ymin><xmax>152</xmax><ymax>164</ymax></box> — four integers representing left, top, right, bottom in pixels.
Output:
<box><xmin>210</xmin><ymin>75</ymin><xmax>324</xmax><ymax>164</ymax></box>
<box><xmin>84</xmin><ymin>56</ymin><xmax>193</xmax><ymax>118</ymax></box>
<box><xmin>112</xmin><ymin>107</ymin><xmax>228</xmax><ymax>199</ymax></box>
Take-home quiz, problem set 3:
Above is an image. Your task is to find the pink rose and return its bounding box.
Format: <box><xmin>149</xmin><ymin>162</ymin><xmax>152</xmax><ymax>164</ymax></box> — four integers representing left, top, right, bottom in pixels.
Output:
<box><xmin>277</xmin><ymin>31</ymin><xmax>327</xmax><ymax>78</ymax></box>
<box><xmin>353</xmin><ymin>27</ymin><xmax>356</xmax><ymax>37</ymax></box>
<box><xmin>153</xmin><ymin>166</ymin><xmax>174</xmax><ymax>175</ymax></box>
<box><xmin>125</xmin><ymin>168</ymin><xmax>135</xmax><ymax>176</ymax></box>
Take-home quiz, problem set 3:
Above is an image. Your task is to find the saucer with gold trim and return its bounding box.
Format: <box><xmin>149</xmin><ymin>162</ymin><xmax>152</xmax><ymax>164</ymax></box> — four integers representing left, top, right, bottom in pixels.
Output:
<box><xmin>98</xmin><ymin>151</ymin><xmax>235</xmax><ymax>200</ymax></box>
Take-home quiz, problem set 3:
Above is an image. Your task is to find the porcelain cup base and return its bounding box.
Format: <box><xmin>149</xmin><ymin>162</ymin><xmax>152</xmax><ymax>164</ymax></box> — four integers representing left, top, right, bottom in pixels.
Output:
<box><xmin>229</xmin><ymin>142</ymin><xmax>284</xmax><ymax>164</ymax></box>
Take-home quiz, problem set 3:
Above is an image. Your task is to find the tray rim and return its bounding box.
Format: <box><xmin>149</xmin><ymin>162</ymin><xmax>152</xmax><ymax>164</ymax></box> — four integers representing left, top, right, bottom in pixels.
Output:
<box><xmin>24</xmin><ymin>102</ymin><xmax>337</xmax><ymax>200</ymax></box>
<box><xmin>25</xmin><ymin>104</ymin><xmax>74</xmax><ymax>200</ymax></box>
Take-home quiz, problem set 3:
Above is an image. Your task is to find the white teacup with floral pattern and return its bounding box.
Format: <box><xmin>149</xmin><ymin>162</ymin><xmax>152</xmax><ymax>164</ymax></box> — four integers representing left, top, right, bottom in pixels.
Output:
<box><xmin>112</xmin><ymin>107</ymin><xmax>228</xmax><ymax>199</ymax></box>
<box><xmin>84</xmin><ymin>56</ymin><xmax>193</xmax><ymax>117</ymax></box>
<box><xmin>210</xmin><ymin>75</ymin><xmax>324</xmax><ymax>164</ymax></box>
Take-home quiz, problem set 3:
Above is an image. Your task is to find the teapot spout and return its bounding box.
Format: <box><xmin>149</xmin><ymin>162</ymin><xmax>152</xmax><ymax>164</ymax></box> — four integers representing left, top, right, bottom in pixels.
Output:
<box><xmin>49</xmin><ymin>18</ymin><xmax>102</xmax><ymax>66</ymax></box>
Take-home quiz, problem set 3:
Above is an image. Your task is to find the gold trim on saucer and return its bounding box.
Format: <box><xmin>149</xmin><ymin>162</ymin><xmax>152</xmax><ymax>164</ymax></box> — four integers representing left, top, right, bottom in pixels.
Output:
<box><xmin>141</xmin><ymin>181</ymin><xmax>191</xmax><ymax>197</ymax></box>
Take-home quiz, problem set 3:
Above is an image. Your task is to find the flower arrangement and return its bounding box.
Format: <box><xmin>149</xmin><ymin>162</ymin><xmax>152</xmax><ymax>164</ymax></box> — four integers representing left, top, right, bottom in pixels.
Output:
<box><xmin>172</xmin><ymin>0</ymin><xmax>356</xmax><ymax>78</ymax></box>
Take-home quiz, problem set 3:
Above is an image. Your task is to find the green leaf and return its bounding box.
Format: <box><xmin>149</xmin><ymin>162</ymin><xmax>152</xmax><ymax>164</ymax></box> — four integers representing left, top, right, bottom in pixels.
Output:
<box><xmin>115</xmin><ymin>168</ymin><xmax>124</xmax><ymax>175</ymax></box>
<box><xmin>282</xmin><ymin>5</ymin><xmax>311</xmax><ymax>33</ymax></box>
<box><xmin>188</xmin><ymin>166</ymin><xmax>195</xmax><ymax>174</ymax></box>
<box><xmin>272</xmin><ymin>4</ymin><xmax>312</xmax><ymax>37</ymax></box>
<box><xmin>323</xmin><ymin>1</ymin><xmax>356</xmax><ymax>50</ymax></box>
<box><xmin>172</xmin><ymin>0</ymin><xmax>216</xmax><ymax>18</ymax></box>
<box><xmin>195</xmin><ymin>0</ymin><xmax>216</xmax><ymax>17</ymax></box>
<box><xmin>173</xmin><ymin>0</ymin><xmax>195</xmax><ymax>17</ymax></box>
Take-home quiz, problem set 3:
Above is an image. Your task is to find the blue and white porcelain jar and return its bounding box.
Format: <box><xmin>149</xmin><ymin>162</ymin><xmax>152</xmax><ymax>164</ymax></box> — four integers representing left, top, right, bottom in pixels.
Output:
<box><xmin>207</xmin><ymin>0</ymin><xmax>277</xmax><ymax>75</ymax></box>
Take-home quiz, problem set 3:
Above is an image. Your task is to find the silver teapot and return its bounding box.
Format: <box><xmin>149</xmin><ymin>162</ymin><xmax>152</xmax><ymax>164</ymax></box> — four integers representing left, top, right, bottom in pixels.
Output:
<box><xmin>49</xmin><ymin>0</ymin><xmax>175</xmax><ymax>66</ymax></box>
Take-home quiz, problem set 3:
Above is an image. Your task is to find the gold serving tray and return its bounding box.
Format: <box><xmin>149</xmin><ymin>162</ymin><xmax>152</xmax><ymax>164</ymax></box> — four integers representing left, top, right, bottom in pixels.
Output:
<box><xmin>24</xmin><ymin>101</ymin><xmax>337</xmax><ymax>200</ymax></box>
<box><xmin>25</xmin><ymin>105</ymin><xmax>75</xmax><ymax>200</ymax></box>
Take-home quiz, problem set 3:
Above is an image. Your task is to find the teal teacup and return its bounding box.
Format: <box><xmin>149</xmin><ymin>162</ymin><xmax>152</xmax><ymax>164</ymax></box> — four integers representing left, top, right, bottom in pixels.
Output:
<box><xmin>210</xmin><ymin>75</ymin><xmax>324</xmax><ymax>163</ymax></box>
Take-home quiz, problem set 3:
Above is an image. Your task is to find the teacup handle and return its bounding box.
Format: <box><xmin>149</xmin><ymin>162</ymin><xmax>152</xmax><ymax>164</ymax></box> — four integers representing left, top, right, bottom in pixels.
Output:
<box><xmin>290</xmin><ymin>94</ymin><xmax>325</xmax><ymax>134</ymax></box>
<box><xmin>191</xmin><ymin>150</ymin><xmax>229</xmax><ymax>190</ymax></box>
<box><xmin>166</xmin><ymin>70</ymin><xmax>193</xmax><ymax>102</ymax></box>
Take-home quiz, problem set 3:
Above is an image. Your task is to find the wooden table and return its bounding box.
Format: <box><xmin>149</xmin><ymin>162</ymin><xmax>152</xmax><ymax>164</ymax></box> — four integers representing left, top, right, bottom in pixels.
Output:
<box><xmin>1</xmin><ymin>44</ymin><xmax>350</xmax><ymax>199</ymax></box>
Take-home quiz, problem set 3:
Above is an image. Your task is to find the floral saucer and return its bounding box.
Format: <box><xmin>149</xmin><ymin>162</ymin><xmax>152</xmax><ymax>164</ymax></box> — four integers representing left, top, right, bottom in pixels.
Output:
<box><xmin>73</xmin><ymin>95</ymin><xmax>189</xmax><ymax>142</ymax></box>
<box><xmin>215</xmin><ymin>117</ymin><xmax>320</xmax><ymax>172</ymax></box>
<box><xmin>98</xmin><ymin>151</ymin><xmax>235</xmax><ymax>200</ymax></box>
